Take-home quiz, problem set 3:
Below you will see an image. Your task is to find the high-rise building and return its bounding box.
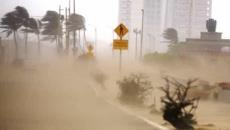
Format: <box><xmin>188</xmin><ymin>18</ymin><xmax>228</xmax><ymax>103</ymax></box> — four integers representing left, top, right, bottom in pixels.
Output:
<box><xmin>143</xmin><ymin>0</ymin><xmax>164</xmax><ymax>53</ymax></box>
<box><xmin>118</xmin><ymin>0</ymin><xmax>143</xmax><ymax>57</ymax></box>
<box><xmin>118</xmin><ymin>0</ymin><xmax>132</xmax><ymax>30</ymax></box>
<box><xmin>118</xmin><ymin>0</ymin><xmax>212</xmax><ymax>53</ymax></box>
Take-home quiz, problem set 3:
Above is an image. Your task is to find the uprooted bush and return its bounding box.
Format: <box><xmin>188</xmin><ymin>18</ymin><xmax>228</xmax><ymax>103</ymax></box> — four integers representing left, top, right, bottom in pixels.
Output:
<box><xmin>160</xmin><ymin>77</ymin><xmax>200</xmax><ymax>130</ymax></box>
<box><xmin>117</xmin><ymin>73</ymin><xmax>153</xmax><ymax>106</ymax></box>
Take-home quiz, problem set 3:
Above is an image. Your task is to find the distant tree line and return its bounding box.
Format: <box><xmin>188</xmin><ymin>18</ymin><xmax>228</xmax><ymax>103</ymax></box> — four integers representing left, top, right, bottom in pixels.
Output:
<box><xmin>0</xmin><ymin>6</ymin><xmax>86</xmax><ymax>64</ymax></box>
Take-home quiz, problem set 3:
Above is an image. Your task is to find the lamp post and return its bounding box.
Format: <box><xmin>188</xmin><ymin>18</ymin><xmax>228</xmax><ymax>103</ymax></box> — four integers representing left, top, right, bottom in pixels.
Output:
<box><xmin>71</xmin><ymin>0</ymin><xmax>80</xmax><ymax>57</ymax></box>
<box><xmin>140</xmin><ymin>9</ymin><xmax>144</xmax><ymax>59</ymax></box>
<box><xmin>133</xmin><ymin>28</ymin><xmax>141</xmax><ymax>59</ymax></box>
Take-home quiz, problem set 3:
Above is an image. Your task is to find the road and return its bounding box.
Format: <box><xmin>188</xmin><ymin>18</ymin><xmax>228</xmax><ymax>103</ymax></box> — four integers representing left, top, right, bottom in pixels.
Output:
<box><xmin>0</xmin><ymin>63</ymin><xmax>161</xmax><ymax>130</ymax></box>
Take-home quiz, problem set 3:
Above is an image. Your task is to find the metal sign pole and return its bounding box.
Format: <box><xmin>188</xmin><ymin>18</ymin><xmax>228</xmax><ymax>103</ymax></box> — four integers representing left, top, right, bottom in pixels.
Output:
<box><xmin>119</xmin><ymin>49</ymin><xmax>122</xmax><ymax>72</ymax></box>
<box><xmin>113</xmin><ymin>23</ymin><xmax>129</xmax><ymax>72</ymax></box>
<box><xmin>119</xmin><ymin>36</ymin><xmax>122</xmax><ymax>72</ymax></box>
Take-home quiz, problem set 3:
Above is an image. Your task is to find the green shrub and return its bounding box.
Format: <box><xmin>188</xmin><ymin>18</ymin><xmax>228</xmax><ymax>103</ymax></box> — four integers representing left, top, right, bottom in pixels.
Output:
<box><xmin>143</xmin><ymin>52</ymin><xmax>197</xmax><ymax>67</ymax></box>
<box><xmin>144</xmin><ymin>53</ymin><xmax>176</xmax><ymax>64</ymax></box>
<box><xmin>117</xmin><ymin>73</ymin><xmax>153</xmax><ymax>106</ymax></box>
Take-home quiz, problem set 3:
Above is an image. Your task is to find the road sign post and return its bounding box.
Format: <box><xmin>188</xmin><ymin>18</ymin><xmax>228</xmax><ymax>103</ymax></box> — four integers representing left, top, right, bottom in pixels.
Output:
<box><xmin>119</xmin><ymin>49</ymin><xmax>122</xmax><ymax>71</ymax></box>
<box><xmin>113</xmin><ymin>23</ymin><xmax>129</xmax><ymax>72</ymax></box>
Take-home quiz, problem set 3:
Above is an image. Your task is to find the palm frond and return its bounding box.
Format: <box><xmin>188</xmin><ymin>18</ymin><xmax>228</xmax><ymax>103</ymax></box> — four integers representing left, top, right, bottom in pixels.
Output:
<box><xmin>6</xmin><ymin>30</ymin><xmax>13</xmax><ymax>37</ymax></box>
<box><xmin>67</xmin><ymin>14</ymin><xmax>85</xmax><ymax>31</ymax></box>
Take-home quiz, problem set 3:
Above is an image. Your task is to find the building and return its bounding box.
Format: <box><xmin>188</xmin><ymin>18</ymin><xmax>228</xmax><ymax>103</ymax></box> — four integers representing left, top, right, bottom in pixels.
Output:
<box><xmin>118</xmin><ymin>0</ymin><xmax>212</xmax><ymax>54</ymax></box>
<box><xmin>143</xmin><ymin>0</ymin><xmax>165</xmax><ymax>53</ymax></box>
<box><xmin>164</xmin><ymin>0</ymin><xmax>212</xmax><ymax>41</ymax></box>
<box><xmin>118</xmin><ymin>0</ymin><xmax>132</xmax><ymax>31</ymax></box>
<box><xmin>184</xmin><ymin>32</ymin><xmax>230</xmax><ymax>55</ymax></box>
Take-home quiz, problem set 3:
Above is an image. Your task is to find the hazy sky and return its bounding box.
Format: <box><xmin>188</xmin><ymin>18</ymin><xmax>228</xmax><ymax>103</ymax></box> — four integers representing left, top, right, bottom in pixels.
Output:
<box><xmin>0</xmin><ymin>0</ymin><xmax>118</xmax><ymax>27</ymax></box>
<box><xmin>212</xmin><ymin>0</ymin><xmax>230</xmax><ymax>38</ymax></box>
<box><xmin>0</xmin><ymin>0</ymin><xmax>230</xmax><ymax>39</ymax></box>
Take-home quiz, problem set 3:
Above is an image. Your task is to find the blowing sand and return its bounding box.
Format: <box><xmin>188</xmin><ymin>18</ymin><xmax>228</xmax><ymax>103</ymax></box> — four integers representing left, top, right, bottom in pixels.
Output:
<box><xmin>92</xmin><ymin>56</ymin><xmax>230</xmax><ymax>130</ymax></box>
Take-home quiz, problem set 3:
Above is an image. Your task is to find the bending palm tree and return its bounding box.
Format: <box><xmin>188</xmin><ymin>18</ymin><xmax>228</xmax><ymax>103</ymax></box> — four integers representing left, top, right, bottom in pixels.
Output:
<box><xmin>67</xmin><ymin>13</ymin><xmax>85</xmax><ymax>54</ymax></box>
<box><xmin>163</xmin><ymin>28</ymin><xmax>178</xmax><ymax>44</ymax></box>
<box><xmin>15</xmin><ymin>6</ymin><xmax>30</xmax><ymax>57</ymax></box>
<box><xmin>1</xmin><ymin>11</ymin><xmax>22</xmax><ymax>59</ymax></box>
<box><xmin>41</xmin><ymin>11</ymin><xmax>64</xmax><ymax>52</ymax></box>
<box><xmin>22</xmin><ymin>18</ymin><xmax>42</xmax><ymax>55</ymax></box>
<box><xmin>1</xmin><ymin>6</ymin><xmax>30</xmax><ymax>60</ymax></box>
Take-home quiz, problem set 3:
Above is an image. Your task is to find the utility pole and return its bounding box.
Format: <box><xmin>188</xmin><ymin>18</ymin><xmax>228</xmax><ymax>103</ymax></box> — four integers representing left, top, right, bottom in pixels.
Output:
<box><xmin>69</xmin><ymin>0</ymin><xmax>71</xmax><ymax>16</ymax></box>
<box><xmin>65</xmin><ymin>7</ymin><xmax>69</xmax><ymax>52</ymax></box>
<box><xmin>140</xmin><ymin>9</ymin><xmax>144</xmax><ymax>59</ymax></box>
<box><xmin>73</xmin><ymin>0</ymin><xmax>77</xmax><ymax>55</ymax></box>
<box><xmin>59</xmin><ymin>5</ymin><xmax>64</xmax><ymax>51</ymax></box>
<box><xmin>119</xmin><ymin>36</ymin><xmax>122</xmax><ymax>72</ymax></box>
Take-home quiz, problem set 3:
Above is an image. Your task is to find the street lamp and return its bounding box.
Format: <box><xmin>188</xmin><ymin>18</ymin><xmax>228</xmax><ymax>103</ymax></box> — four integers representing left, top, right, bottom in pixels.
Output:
<box><xmin>140</xmin><ymin>9</ymin><xmax>144</xmax><ymax>59</ymax></box>
<box><xmin>133</xmin><ymin>28</ymin><xmax>141</xmax><ymax>59</ymax></box>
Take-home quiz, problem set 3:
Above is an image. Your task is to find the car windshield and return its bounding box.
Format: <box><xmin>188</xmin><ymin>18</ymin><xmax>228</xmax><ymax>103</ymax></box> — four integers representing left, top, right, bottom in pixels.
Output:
<box><xmin>0</xmin><ymin>0</ymin><xmax>229</xmax><ymax>130</ymax></box>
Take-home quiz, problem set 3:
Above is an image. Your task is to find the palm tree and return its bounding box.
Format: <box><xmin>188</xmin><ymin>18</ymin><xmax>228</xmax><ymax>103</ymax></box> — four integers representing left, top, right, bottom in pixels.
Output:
<box><xmin>22</xmin><ymin>18</ymin><xmax>42</xmax><ymax>55</ymax></box>
<box><xmin>1</xmin><ymin>11</ymin><xmax>22</xmax><ymax>59</ymax></box>
<box><xmin>1</xmin><ymin>6</ymin><xmax>30</xmax><ymax>60</ymax></box>
<box><xmin>15</xmin><ymin>6</ymin><xmax>30</xmax><ymax>56</ymax></box>
<box><xmin>41</xmin><ymin>11</ymin><xmax>64</xmax><ymax>51</ymax></box>
<box><xmin>66</xmin><ymin>13</ymin><xmax>85</xmax><ymax>54</ymax></box>
<box><xmin>67</xmin><ymin>14</ymin><xmax>85</xmax><ymax>32</ymax></box>
<box><xmin>163</xmin><ymin>28</ymin><xmax>178</xmax><ymax>44</ymax></box>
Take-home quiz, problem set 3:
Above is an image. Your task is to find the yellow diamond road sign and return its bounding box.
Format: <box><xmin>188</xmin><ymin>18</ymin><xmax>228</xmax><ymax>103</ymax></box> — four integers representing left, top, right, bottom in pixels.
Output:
<box><xmin>114</xmin><ymin>23</ymin><xmax>129</xmax><ymax>38</ymax></box>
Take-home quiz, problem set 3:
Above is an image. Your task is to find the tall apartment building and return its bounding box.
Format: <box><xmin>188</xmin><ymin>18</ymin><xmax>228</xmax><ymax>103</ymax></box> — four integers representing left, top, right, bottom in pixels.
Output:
<box><xmin>143</xmin><ymin>0</ymin><xmax>164</xmax><ymax>53</ymax></box>
<box><xmin>118</xmin><ymin>0</ymin><xmax>132</xmax><ymax>31</ymax></box>
<box><xmin>118</xmin><ymin>0</ymin><xmax>212</xmax><ymax>53</ymax></box>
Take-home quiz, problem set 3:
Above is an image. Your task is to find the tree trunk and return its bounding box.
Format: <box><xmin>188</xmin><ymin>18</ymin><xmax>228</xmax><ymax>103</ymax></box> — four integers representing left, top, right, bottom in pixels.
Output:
<box><xmin>37</xmin><ymin>34</ymin><xmax>41</xmax><ymax>56</ymax></box>
<box><xmin>78</xmin><ymin>30</ymin><xmax>81</xmax><ymax>49</ymax></box>
<box><xmin>83</xmin><ymin>30</ymin><xmax>86</xmax><ymax>50</ymax></box>
<box><xmin>73</xmin><ymin>31</ymin><xmax>76</xmax><ymax>48</ymax></box>
<box><xmin>13</xmin><ymin>31</ymin><xmax>18</xmax><ymax>59</ymax></box>
<box><xmin>25</xmin><ymin>29</ymin><xmax>28</xmax><ymax>58</ymax></box>
<box><xmin>56</xmin><ymin>36</ymin><xmax>60</xmax><ymax>54</ymax></box>
<box><xmin>66</xmin><ymin>31</ymin><xmax>69</xmax><ymax>53</ymax></box>
<box><xmin>73</xmin><ymin>31</ymin><xmax>76</xmax><ymax>56</ymax></box>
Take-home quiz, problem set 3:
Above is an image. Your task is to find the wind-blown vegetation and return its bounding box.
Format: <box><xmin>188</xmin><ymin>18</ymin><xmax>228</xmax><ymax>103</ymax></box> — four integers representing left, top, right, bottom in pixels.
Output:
<box><xmin>117</xmin><ymin>73</ymin><xmax>153</xmax><ymax>106</ymax></box>
<box><xmin>0</xmin><ymin>5</ymin><xmax>87</xmax><ymax>63</ymax></box>
<box><xmin>41</xmin><ymin>10</ymin><xmax>64</xmax><ymax>52</ymax></box>
<box><xmin>160</xmin><ymin>77</ymin><xmax>199</xmax><ymax>130</ymax></box>
<box><xmin>0</xmin><ymin>6</ymin><xmax>28</xmax><ymax>60</ymax></box>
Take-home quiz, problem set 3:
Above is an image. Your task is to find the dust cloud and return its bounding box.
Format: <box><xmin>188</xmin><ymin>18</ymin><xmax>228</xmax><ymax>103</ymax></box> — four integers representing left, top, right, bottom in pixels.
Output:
<box><xmin>0</xmin><ymin>42</ymin><xmax>230</xmax><ymax>130</ymax></box>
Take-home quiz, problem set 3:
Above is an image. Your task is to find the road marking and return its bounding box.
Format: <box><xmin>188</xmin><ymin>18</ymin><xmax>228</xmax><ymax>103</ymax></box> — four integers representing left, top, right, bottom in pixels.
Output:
<box><xmin>89</xmin><ymin>82</ymin><xmax>169</xmax><ymax>130</ymax></box>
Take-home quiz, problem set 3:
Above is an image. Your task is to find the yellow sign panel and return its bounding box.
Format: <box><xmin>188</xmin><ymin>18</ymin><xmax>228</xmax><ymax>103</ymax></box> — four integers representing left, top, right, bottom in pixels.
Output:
<box><xmin>114</xmin><ymin>23</ymin><xmax>129</xmax><ymax>38</ymax></box>
<box><xmin>113</xmin><ymin>39</ymin><xmax>128</xmax><ymax>50</ymax></box>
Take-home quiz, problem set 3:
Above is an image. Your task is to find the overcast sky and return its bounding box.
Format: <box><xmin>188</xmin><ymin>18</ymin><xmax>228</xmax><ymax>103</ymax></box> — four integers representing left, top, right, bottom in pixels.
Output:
<box><xmin>0</xmin><ymin>0</ymin><xmax>118</xmax><ymax>27</ymax></box>
<box><xmin>0</xmin><ymin>0</ymin><xmax>230</xmax><ymax>39</ymax></box>
<box><xmin>212</xmin><ymin>0</ymin><xmax>230</xmax><ymax>38</ymax></box>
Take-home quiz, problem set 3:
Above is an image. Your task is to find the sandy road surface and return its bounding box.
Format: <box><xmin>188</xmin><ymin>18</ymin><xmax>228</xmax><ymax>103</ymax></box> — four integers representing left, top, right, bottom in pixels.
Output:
<box><xmin>0</xmin><ymin>63</ymin><xmax>161</xmax><ymax>130</ymax></box>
